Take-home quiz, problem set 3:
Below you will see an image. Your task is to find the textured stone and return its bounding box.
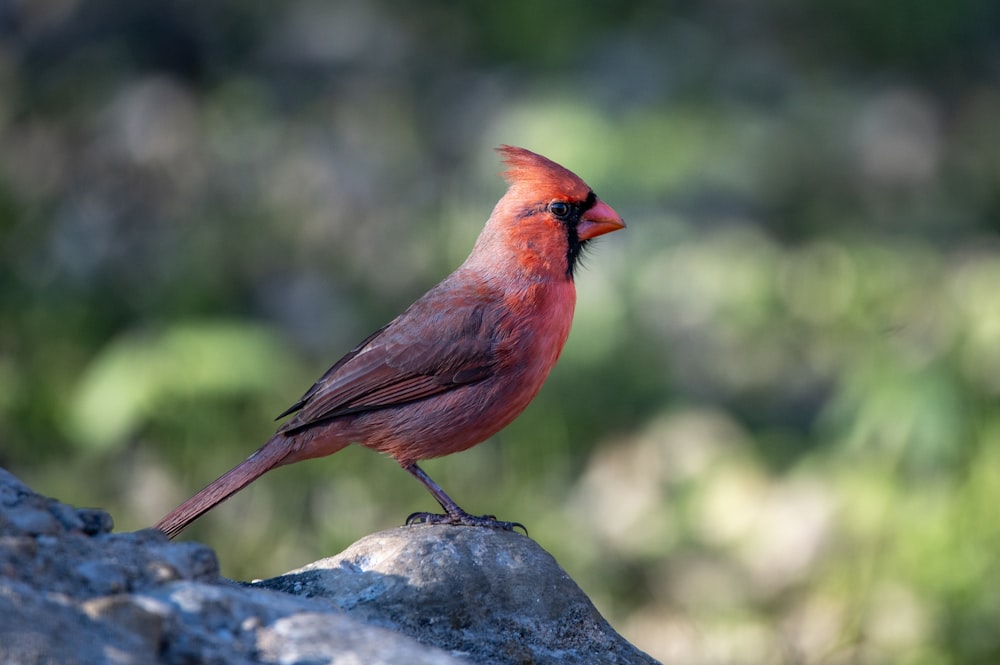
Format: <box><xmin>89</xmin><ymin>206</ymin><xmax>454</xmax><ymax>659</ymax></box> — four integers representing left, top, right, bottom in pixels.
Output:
<box><xmin>0</xmin><ymin>467</ymin><xmax>658</xmax><ymax>664</ymax></box>
<box><xmin>255</xmin><ymin>526</ymin><xmax>659</xmax><ymax>664</ymax></box>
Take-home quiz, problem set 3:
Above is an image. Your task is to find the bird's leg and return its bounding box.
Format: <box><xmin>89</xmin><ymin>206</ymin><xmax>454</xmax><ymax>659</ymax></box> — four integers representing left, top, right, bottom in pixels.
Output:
<box><xmin>402</xmin><ymin>462</ymin><xmax>527</xmax><ymax>534</ymax></box>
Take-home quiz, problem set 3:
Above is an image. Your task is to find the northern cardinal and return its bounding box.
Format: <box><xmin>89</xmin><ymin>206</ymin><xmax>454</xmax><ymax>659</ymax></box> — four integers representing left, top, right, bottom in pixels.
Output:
<box><xmin>156</xmin><ymin>145</ymin><xmax>624</xmax><ymax>538</ymax></box>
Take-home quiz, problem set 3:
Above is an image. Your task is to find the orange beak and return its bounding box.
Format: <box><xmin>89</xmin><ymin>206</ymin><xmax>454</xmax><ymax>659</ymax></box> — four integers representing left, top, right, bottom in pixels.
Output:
<box><xmin>577</xmin><ymin>198</ymin><xmax>626</xmax><ymax>240</ymax></box>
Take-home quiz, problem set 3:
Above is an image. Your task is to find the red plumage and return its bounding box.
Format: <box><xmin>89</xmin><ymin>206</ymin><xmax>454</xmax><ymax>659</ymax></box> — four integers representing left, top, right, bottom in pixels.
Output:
<box><xmin>156</xmin><ymin>145</ymin><xmax>625</xmax><ymax>538</ymax></box>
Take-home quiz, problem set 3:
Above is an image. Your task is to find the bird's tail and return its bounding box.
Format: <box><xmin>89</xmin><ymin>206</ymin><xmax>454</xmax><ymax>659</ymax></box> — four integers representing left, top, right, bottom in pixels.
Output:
<box><xmin>155</xmin><ymin>437</ymin><xmax>291</xmax><ymax>539</ymax></box>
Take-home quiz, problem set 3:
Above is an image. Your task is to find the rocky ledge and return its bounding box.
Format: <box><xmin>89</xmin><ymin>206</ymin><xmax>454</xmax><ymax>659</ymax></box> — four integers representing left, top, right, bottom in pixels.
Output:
<box><xmin>0</xmin><ymin>468</ymin><xmax>657</xmax><ymax>664</ymax></box>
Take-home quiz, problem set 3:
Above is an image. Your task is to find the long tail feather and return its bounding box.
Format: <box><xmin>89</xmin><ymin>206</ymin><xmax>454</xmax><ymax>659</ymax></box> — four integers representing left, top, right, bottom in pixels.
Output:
<box><xmin>155</xmin><ymin>439</ymin><xmax>290</xmax><ymax>539</ymax></box>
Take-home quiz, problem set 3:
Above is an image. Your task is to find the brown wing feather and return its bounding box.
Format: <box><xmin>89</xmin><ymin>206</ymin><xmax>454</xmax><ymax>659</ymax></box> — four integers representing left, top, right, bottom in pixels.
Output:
<box><xmin>279</xmin><ymin>279</ymin><xmax>502</xmax><ymax>433</ymax></box>
<box><xmin>274</xmin><ymin>323</ymin><xmax>391</xmax><ymax>420</ymax></box>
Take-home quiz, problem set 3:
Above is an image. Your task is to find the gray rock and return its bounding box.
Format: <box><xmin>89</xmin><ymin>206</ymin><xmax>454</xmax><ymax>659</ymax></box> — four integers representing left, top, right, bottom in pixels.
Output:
<box><xmin>0</xmin><ymin>467</ymin><xmax>463</xmax><ymax>665</ymax></box>
<box><xmin>254</xmin><ymin>526</ymin><xmax>659</xmax><ymax>664</ymax></box>
<box><xmin>0</xmin><ymin>467</ymin><xmax>658</xmax><ymax>664</ymax></box>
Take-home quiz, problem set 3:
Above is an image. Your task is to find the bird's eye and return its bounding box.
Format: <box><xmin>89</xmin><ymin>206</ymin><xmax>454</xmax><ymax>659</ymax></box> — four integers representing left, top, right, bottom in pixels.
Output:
<box><xmin>549</xmin><ymin>201</ymin><xmax>571</xmax><ymax>218</ymax></box>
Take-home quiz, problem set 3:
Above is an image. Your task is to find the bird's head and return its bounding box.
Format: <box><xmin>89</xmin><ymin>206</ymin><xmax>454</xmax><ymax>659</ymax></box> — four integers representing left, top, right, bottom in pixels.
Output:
<box><xmin>472</xmin><ymin>146</ymin><xmax>625</xmax><ymax>281</ymax></box>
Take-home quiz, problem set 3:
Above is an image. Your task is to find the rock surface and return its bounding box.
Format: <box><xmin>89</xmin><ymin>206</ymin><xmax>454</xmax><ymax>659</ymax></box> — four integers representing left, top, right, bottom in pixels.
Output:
<box><xmin>255</xmin><ymin>526</ymin><xmax>657</xmax><ymax>664</ymax></box>
<box><xmin>0</xmin><ymin>467</ymin><xmax>658</xmax><ymax>664</ymax></box>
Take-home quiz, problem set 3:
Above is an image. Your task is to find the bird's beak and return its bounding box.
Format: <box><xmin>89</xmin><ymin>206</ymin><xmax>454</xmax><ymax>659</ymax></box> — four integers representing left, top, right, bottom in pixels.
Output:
<box><xmin>577</xmin><ymin>198</ymin><xmax>626</xmax><ymax>240</ymax></box>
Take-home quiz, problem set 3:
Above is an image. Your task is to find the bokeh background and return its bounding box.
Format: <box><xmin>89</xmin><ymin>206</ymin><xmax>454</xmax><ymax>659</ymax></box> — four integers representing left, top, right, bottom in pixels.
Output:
<box><xmin>3</xmin><ymin>1</ymin><xmax>1000</xmax><ymax>663</ymax></box>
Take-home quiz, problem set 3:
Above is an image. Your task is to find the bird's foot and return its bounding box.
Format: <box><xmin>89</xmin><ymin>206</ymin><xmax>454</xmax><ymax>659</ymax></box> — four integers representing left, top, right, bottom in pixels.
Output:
<box><xmin>405</xmin><ymin>510</ymin><xmax>528</xmax><ymax>535</ymax></box>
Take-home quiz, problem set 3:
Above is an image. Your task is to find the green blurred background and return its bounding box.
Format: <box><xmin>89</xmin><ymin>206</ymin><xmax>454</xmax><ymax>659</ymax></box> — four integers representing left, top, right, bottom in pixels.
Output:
<box><xmin>3</xmin><ymin>1</ymin><xmax>1000</xmax><ymax>662</ymax></box>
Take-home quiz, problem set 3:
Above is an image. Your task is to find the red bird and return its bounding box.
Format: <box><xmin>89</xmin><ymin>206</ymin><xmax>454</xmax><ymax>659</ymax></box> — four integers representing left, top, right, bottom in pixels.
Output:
<box><xmin>156</xmin><ymin>145</ymin><xmax>625</xmax><ymax>538</ymax></box>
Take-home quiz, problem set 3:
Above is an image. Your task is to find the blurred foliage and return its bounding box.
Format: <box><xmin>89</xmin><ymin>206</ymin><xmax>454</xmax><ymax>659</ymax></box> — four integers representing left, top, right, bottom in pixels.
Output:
<box><xmin>2</xmin><ymin>1</ymin><xmax>1000</xmax><ymax>663</ymax></box>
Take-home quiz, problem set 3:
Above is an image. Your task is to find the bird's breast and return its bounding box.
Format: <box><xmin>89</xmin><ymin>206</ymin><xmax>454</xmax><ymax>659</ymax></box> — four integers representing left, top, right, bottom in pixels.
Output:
<box><xmin>491</xmin><ymin>279</ymin><xmax>576</xmax><ymax>403</ymax></box>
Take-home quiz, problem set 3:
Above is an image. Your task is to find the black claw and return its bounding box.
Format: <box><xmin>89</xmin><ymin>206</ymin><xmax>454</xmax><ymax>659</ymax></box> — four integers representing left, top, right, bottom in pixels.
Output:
<box><xmin>404</xmin><ymin>511</ymin><xmax>528</xmax><ymax>535</ymax></box>
<box><xmin>404</xmin><ymin>511</ymin><xmax>433</xmax><ymax>526</ymax></box>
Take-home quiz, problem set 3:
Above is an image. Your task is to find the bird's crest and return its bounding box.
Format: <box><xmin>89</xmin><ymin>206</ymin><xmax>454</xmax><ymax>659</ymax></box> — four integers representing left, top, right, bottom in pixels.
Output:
<box><xmin>497</xmin><ymin>145</ymin><xmax>591</xmax><ymax>201</ymax></box>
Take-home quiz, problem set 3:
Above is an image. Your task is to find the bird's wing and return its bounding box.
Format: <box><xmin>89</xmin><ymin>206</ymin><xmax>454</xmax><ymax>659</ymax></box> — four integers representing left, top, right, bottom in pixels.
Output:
<box><xmin>278</xmin><ymin>283</ymin><xmax>504</xmax><ymax>432</ymax></box>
